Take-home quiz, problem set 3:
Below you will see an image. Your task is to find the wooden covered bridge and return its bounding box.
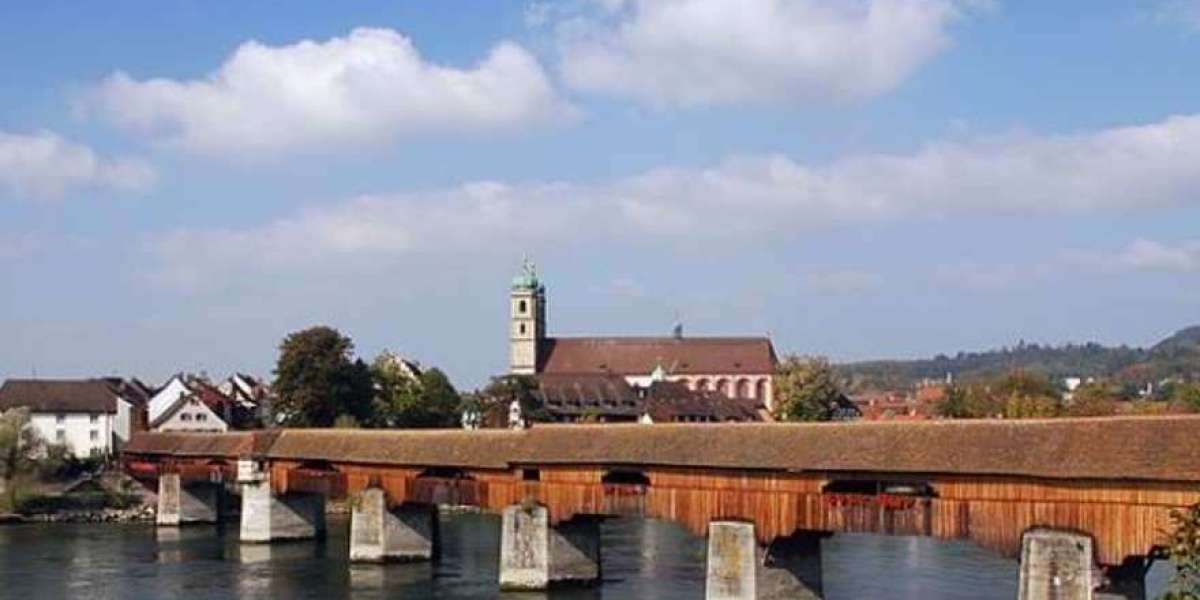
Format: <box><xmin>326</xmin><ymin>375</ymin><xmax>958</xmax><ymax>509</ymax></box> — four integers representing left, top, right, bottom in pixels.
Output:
<box><xmin>122</xmin><ymin>416</ymin><xmax>1200</xmax><ymax>599</ymax></box>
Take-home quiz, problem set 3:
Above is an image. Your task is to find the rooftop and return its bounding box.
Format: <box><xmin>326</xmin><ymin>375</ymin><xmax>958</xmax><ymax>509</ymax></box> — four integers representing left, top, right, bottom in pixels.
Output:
<box><xmin>0</xmin><ymin>379</ymin><xmax>122</xmax><ymax>414</ymax></box>
<box><xmin>124</xmin><ymin>415</ymin><xmax>1200</xmax><ymax>483</ymax></box>
<box><xmin>540</xmin><ymin>336</ymin><xmax>776</xmax><ymax>376</ymax></box>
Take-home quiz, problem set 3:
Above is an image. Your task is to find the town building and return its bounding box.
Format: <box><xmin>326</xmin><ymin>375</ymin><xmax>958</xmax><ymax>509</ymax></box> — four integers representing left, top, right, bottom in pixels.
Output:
<box><xmin>507</xmin><ymin>260</ymin><xmax>779</xmax><ymax>410</ymax></box>
<box><xmin>147</xmin><ymin>373</ymin><xmax>266</xmax><ymax>433</ymax></box>
<box><xmin>0</xmin><ymin>378</ymin><xmax>147</xmax><ymax>456</ymax></box>
<box><xmin>530</xmin><ymin>373</ymin><xmax>764</xmax><ymax>425</ymax></box>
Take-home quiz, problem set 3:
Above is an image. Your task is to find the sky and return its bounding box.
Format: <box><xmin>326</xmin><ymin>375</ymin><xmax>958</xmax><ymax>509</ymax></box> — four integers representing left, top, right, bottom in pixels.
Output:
<box><xmin>2</xmin><ymin>0</ymin><xmax>1199</xmax><ymax>389</ymax></box>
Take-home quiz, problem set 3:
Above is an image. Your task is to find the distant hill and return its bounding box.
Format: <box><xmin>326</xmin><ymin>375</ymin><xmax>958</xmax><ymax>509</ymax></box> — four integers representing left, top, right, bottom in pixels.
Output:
<box><xmin>838</xmin><ymin>326</ymin><xmax>1200</xmax><ymax>391</ymax></box>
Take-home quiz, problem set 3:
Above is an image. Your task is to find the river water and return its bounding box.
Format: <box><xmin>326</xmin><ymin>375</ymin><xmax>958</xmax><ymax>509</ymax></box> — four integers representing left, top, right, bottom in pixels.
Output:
<box><xmin>0</xmin><ymin>514</ymin><xmax>1174</xmax><ymax>599</ymax></box>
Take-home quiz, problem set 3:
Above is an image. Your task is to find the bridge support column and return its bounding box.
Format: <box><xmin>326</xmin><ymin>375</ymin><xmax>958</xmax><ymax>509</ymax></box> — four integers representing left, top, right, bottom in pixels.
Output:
<box><xmin>706</xmin><ymin>521</ymin><xmax>824</xmax><ymax>600</ymax></box>
<box><xmin>239</xmin><ymin>476</ymin><xmax>326</xmax><ymax>543</ymax></box>
<box><xmin>498</xmin><ymin>504</ymin><xmax>600</xmax><ymax>591</ymax></box>
<box><xmin>1018</xmin><ymin>528</ymin><xmax>1098</xmax><ymax>600</ymax></box>
<box><xmin>349</xmin><ymin>488</ymin><xmax>439</xmax><ymax>563</ymax></box>
<box><xmin>156</xmin><ymin>473</ymin><xmax>220</xmax><ymax>526</ymax></box>
<box><xmin>760</xmin><ymin>531</ymin><xmax>824</xmax><ymax>599</ymax></box>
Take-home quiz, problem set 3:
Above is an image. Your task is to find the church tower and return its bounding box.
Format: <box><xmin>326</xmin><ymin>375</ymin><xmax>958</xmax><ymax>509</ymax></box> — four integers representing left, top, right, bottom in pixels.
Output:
<box><xmin>509</xmin><ymin>258</ymin><xmax>546</xmax><ymax>375</ymax></box>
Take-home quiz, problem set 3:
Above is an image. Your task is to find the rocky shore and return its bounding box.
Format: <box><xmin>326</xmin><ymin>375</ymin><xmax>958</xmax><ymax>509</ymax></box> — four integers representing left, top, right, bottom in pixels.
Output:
<box><xmin>14</xmin><ymin>504</ymin><xmax>155</xmax><ymax>524</ymax></box>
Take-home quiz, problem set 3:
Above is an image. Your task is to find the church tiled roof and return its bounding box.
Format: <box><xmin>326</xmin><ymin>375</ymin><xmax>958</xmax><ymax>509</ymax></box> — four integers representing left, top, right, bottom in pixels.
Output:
<box><xmin>539</xmin><ymin>336</ymin><xmax>776</xmax><ymax>376</ymax></box>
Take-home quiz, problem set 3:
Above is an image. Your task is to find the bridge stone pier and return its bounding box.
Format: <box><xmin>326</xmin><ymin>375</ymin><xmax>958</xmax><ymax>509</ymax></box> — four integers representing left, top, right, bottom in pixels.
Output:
<box><xmin>498</xmin><ymin>504</ymin><xmax>601</xmax><ymax>591</ymax></box>
<box><xmin>237</xmin><ymin>460</ymin><xmax>327</xmax><ymax>543</ymax></box>
<box><xmin>349</xmin><ymin>488</ymin><xmax>439</xmax><ymax>563</ymax></box>
<box><xmin>156</xmin><ymin>472</ymin><xmax>221</xmax><ymax>526</ymax></box>
<box><xmin>706</xmin><ymin>521</ymin><xmax>824</xmax><ymax>600</ymax></box>
<box><xmin>1019</xmin><ymin>528</ymin><xmax>1148</xmax><ymax>600</ymax></box>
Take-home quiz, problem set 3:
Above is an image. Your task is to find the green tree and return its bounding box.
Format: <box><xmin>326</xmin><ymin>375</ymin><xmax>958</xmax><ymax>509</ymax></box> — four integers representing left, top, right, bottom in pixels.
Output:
<box><xmin>1163</xmin><ymin>503</ymin><xmax>1200</xmax><ymax>600</ymax></box>
<box><xmin>1172</xmin><ymin>382</ymin><xmax>1200</xmax><ymax>414</ymax></box>
<box><xmin>0</xmin><ymin>408</ymin><xmax>45</xmax><ymax>510</ymax></box>
<box><xmin>272</xmin><ymin>326</ymin><xmax>374</xmax><ymax>427</ymax></box>
<box><xmin>774</xmin><ymin>355</ymin><xmax>843</xmax><ymax>422</ymax></box>
<box><xmin>370</xmin><ymin>352</ymin><xmax>461</xmax><ymax>428</ymax></box>
<box><xmin>936</xmin><ymin>385</ymin><xmax>973</xmax><ymax>418</ymax></box>
<box><xmin>474</xmin><ymin>375</ymin><xmax>544</xmax><ymax>426</ymax></box>
<box><xmin>992</xmin><ymin>370</ymin><xmax>1061</xmax><ymax>399</ymax></box>
<box><xmin>1001</xmin><ymin>394</ymin><xmax>1061</xmax><ymax>419</ymax></box>
<box><xmin>1065</xmin><ymin>381</ymin><xmax>1119</xmax><ymax>417</ymax></box>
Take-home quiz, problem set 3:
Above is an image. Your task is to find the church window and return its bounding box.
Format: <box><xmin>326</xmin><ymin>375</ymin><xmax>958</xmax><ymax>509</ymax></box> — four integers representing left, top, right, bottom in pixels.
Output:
<box><xmin>518</xmin><ymin>300</ymin><xmax>527</xmax><ymax>314</ymax></box>
<box><xmin>519</xmin><ymin>323</ymin><xmax>526</xmax><ymax>335</ymax></box>
<box><xmin>735</xmin><ymin>379</ymin><xmax>751</xmax><ymax>399</ymax></box>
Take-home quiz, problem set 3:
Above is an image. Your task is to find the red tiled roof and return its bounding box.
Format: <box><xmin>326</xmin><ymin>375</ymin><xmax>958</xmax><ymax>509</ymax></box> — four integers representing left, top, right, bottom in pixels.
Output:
<box><xmin>0</xmin><ymin>379</ymin><xmax>119</xmax><ymax>414</ymax></box>
<box><xmin>540</xmin><ymin>337</ymin><xmax>776</xmax><ymax>376</ymax></box>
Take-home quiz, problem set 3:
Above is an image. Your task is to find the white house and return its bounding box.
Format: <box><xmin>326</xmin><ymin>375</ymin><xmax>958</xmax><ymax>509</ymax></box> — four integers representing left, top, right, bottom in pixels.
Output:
<box><xmin>147</xmin><ymin>374</ymin><xmax>193</xmax><ymax>425</ymax></box>
<box><xmin>150</xmin><ymin>393</ymin><xmax>228</xmax><ymax>433</ymax></box>
<box><xmin>0</xmin><ymin>379</ymin><xmax>146</xmax><ymax>457</ymax></box>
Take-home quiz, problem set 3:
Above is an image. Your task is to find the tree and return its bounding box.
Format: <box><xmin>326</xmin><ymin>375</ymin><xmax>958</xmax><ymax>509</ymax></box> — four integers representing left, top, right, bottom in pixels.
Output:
<box><xmin>0</xmin><ymin>408</ymin><xmax>45</xmax><ymax>510</ymax></box>
<box><xmin>1172</xmin><ymin>382</ymin><xmax>1200</xmax><ymax>414</ymax></box>
<box><xmin>469</xmin><ymin>375</ymin><xmax>543</xmax><ymax>427</ymax></box>
<box><xmin>774</xmin><ymin>355</ymin><xmax>843</xmax><ymax>422</ymax></box>
<box><xmin>272</xmin><ymin>326</ymin><xmax>374</xmax><ymax>427</ymax></box>
<box><xmin>1001</xmin><ymin>394</ymin><xmax>1061</xmax><ymax>419</ymax></box>
<box><xmin>1064</xmin><ymin>381</ymin><xmax>1119</xmax><ymax>417</ymax></box>
<box><xmin>1163</xmin><ymin>503</ymin><xmax>1200</xmax><ymax>600</ymax></box>
<box><xmin>992</xmin><ymin>370</ymin><xmax>1061</xmax><ymax>400</ymax></box>
<box><xmin>370</xmin><ymin>352</ymin><xmax>461</xmax><ymax>428</ymax></box>
<box><xmin>936</xmin><ymin>384</ymin><xmax>971</xmax><ymax>418</ymax></box>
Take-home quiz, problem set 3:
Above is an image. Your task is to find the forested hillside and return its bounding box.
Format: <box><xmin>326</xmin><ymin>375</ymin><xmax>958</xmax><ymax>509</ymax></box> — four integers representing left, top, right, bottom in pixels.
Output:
<box><xmin>839</xmin><ymin>326</ymin><xmax>1200</xmax><ymax>391</ymax></box>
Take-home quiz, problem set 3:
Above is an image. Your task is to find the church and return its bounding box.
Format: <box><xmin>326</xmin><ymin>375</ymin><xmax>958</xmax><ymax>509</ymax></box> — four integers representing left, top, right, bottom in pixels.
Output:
<box><xmin>508</xmin><ymin>261</ymin><xmax>778</xmax><ymax>412</ymax></box>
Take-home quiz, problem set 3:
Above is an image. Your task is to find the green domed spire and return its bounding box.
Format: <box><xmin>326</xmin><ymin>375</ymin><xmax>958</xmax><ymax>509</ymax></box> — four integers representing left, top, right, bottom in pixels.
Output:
<box><xmin>511</xmin><ymin>256</ymin><xmax>541</xmax><ymax>290</ymax></box>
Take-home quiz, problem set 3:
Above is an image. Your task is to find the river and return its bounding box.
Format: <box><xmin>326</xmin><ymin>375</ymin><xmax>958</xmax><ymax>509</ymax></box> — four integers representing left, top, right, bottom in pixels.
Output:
<box><xmin>0</xmin><ymin>513</ymin><xmax>1174</xmax><ymax>599</ymax></box>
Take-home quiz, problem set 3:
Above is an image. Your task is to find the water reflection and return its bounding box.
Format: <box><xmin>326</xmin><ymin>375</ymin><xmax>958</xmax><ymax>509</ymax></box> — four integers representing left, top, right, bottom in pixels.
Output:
<box><xmin>0</xmin><ymin>514</ymin><xmax>1177</xmax><ymax>599</ymax></box>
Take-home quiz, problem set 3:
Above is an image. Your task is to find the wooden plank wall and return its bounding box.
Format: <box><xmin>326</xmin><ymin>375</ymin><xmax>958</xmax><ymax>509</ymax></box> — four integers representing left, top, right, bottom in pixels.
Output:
<box><xmin>237</xmin><ymin>460</ymin><xmax>1200</xmax><ymax>566</ymax></box>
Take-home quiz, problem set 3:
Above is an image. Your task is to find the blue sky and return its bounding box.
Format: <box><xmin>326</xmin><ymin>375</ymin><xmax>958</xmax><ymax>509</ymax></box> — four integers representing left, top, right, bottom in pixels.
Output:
<box><xmin>2</xmin><ymin>0</ymin><xmax>1199</xmax><ymax>388</ymax></box>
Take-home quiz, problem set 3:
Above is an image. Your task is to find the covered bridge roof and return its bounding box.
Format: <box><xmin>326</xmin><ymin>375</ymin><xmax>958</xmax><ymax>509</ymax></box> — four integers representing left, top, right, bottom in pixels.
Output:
<box><xmin>123</xmin><ymin>415</ymin><xmax>1200</xmax><ymax>483</ymax></box>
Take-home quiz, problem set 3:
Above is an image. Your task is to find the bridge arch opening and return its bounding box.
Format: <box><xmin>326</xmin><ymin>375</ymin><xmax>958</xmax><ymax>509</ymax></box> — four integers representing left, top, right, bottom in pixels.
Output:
<box><xmin>602</xmin><ymin>468</ymin><xmax>650</xmax><ymax>486</ymax></box>
<box><xmin>296</xmin><ymin>459</ymin><xmax>339</xmax><ymax>472</ymax></box>
<box><xmin>822</xmin><ymin>479</ymin><xmax>937</xmax><ymax>497</ymax></box>
<box><xmin>418</xmin><ymin>467</ymin><xmax>476</xmax><ymax>480</ymax></box>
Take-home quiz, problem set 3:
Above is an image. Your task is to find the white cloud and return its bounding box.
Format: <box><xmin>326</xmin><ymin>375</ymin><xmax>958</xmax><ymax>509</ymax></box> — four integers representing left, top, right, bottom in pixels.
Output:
<box><xmin>1155</xmin><ymin>1</ymin><xmax>1200</xmax><ymax>32</ymax></box>
<box><xmin>150</xmin><ymin>113</ymin><xmax>1200</xmax><ymax>284</ymax></box>
<box><xmin>0</xmin><ymin>130</ymin><xmax>155</xmax><ymax>199</ymax></box>
<box><xmin>549</xmin><ymin>0</ymin><xmax>981</xmax><ymax>108</ymax></box>
<box><xmin>1071</xmin><ymin>239</ymin><xmax>1200</xmax><ymax>273</ymax></box>
<box><xmin>85</xmin><ymin>28</ymin><xmax>577</xmax><ymax>157</ymax></box>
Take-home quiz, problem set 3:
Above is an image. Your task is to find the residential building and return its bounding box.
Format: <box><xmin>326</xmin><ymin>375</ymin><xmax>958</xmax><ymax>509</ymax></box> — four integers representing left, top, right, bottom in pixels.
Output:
<box><xmin>150</xmin><ymin>385</ymin><xmax>229</xmax><ymax>433</ymax></box>
<box><xmin>0</xmin><ymin>378</ymin><xmax>147</xmax><ymax>456</ymax></box>
<box><xmin>147</xmin><ymin>373</ymin><xmax>265</xmax><ymax>432</ymax></box>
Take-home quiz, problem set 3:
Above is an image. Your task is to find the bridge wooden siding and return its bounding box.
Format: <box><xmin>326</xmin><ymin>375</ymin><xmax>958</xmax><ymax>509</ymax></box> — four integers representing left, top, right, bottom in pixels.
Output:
<box><xmin>122</xmin><ymin>416</ymin><xmax>1200</xmax><ymax>566</ymax></box>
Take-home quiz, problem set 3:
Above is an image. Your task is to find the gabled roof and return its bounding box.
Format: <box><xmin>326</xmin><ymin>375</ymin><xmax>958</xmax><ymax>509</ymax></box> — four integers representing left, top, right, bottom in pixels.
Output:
<box><xmin>148</xmin><ymin>388</ymin><xmax>228</xmax><ymax>429</ymax></box>
<box><xmin>0</xmin><ymin>379</ymin><xmax>119</xmax><ymax>414</ymax></box>
<box><xmin>539</xmin><ymin>336</ymin><xmax>776</xmax><ymax>376</ymax></box>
